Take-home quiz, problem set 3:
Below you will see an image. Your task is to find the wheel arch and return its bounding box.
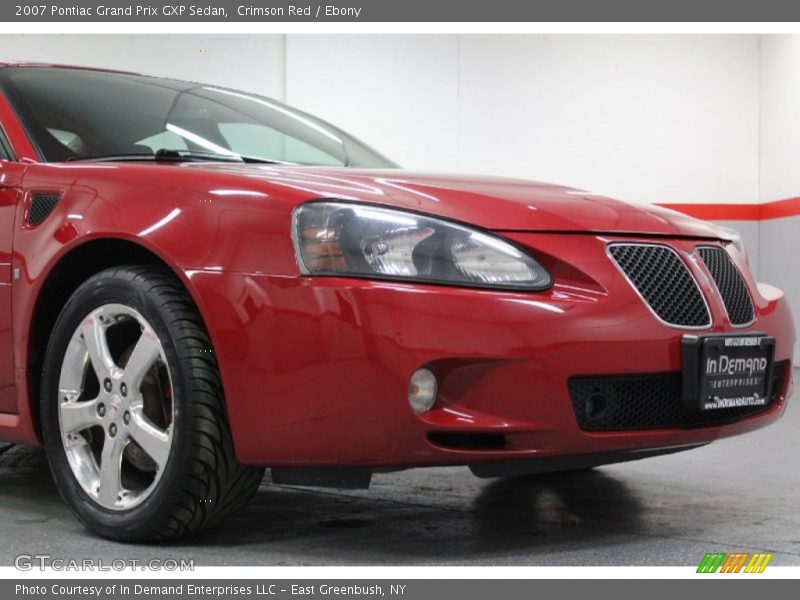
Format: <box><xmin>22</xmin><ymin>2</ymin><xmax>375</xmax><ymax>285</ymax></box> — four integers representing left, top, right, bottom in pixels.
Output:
<box><xmin>25</xmin><ymin>237</ymin><xmax>209</xmax><ymax>441</ymax></box>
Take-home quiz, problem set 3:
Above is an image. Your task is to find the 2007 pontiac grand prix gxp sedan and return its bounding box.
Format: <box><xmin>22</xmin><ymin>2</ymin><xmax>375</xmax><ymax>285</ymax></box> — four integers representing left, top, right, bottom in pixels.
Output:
<box><xmin>0</xmin><ymin>63</ymin><xmax>794</xmax><ymax>542</ymax></box>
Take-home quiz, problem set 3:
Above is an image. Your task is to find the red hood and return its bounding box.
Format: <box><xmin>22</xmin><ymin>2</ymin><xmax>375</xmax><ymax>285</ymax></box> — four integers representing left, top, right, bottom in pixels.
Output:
<box><xmin>185</xmin><ymin>164</ymin><xmax>728</xmax><ymax>239</ymax></box>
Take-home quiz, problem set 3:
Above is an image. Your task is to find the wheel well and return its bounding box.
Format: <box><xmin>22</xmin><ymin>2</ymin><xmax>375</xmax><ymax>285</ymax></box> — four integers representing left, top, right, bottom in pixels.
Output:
<box><xmin>27</xmin><ymin>239</ymin><xmax>176</xmax><ymax>438</ymax></box>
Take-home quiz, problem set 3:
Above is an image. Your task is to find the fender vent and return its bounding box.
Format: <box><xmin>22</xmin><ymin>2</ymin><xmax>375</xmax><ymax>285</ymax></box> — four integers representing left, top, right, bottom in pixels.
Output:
<box><xmin>27</xmin><ymin>193</ymin><xmax>61</xmax><ymax>226</ymax></box>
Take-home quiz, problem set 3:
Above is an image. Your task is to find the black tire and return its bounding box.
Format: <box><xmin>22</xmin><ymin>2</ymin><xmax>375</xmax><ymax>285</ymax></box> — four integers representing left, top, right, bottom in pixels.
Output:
<box><xmin>41</xmin><ymin>266</ymin><xmax>264</xmax><ymax>542</ymax></box>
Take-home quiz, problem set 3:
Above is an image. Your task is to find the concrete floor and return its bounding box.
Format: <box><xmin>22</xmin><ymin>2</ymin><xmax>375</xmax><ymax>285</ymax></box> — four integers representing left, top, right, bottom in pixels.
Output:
<box><xmin>0</xmin><ymin>370</ymin><xmax>797</xmax><ymax>566</ymax></box>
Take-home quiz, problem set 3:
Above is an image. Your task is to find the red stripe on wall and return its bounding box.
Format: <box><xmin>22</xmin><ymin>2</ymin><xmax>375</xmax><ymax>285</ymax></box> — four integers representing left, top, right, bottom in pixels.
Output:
<box><xmin>760</xmin><ymin>196</ymin><xmax>800</xmax><ymax>220</ymax></box>
<box><xmin>659</xmin><ymin>197</ymin><xmax>800</xmax><ymax>221</ymax></box>
<box><xmin>660</xmin><ymin>203</ymin><xmax>761</xmax><ymax>221</ymax></box>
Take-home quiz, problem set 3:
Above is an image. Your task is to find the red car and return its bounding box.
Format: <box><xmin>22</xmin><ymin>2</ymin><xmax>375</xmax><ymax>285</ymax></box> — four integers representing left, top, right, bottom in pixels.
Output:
<box><xmin>0</xmin><ymin>63</ymin><xmax>794</xmax><ymax>542</ymax></box>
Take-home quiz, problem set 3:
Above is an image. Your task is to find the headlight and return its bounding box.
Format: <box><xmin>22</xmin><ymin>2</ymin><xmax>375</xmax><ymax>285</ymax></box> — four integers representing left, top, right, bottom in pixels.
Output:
<box><xmin>292</xmin><ymin>202</ymin><xmax>552</xmax><ymax>290</ymax></box>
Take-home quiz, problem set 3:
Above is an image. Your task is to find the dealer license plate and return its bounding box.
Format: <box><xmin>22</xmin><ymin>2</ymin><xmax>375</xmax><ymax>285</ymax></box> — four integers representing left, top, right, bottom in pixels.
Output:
<box><xmin>682</xmin><ymin>334</ymin><xmax>775</xmax><ymax>411</ymax></box>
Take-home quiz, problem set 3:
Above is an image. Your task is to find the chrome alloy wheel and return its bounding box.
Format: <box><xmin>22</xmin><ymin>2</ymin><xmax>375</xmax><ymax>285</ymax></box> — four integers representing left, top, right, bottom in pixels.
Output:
<box><xmin>58</xmin><ymin>303</ymin><xmax>174</xmax><ymax>511</ymax></box>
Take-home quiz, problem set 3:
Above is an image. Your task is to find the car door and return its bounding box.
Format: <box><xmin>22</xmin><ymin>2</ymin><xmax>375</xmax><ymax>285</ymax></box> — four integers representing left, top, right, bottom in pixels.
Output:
<box><xmin>0</xmin><ymin>130</ymin><xmax>23</xmax><ymax>414</ymax></box>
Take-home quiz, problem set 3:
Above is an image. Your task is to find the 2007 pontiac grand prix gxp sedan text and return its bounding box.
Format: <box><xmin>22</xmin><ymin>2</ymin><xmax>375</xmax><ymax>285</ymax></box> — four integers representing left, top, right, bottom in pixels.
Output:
<box><xmin>0</xmin><ymin>63</ymin><xmax>794</xmax><ymax>542</ymax></box>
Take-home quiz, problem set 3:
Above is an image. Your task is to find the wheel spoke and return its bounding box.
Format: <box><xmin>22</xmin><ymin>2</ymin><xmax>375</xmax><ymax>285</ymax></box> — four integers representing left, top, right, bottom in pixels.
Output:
<box><xmin>80</xmin><ymin>316</ymin><xmax>115</xmax><ymax>379</ymax></box>
<box><xmin>59</xmin><ymin>302</ymin><xmax>175</xmax><ymax>511</ymax></box>
<box><xmin>128</xmin><ymin>408</ymin><xmax>171</xmax><ymax>469</ymax></box>
<box><xmin>60</xmin><ymin>397</ymin><xmax>100</xmax><ymax>435</ymax></box>
<box><xmin>98</xmin><ymin>434</ymin><xmax>126</xmax><ymax>506</ymax></box>
<box><xmin>124</xmin><ymin>331</ymin><xmax>161</xmax><ymax>390</ymax></box>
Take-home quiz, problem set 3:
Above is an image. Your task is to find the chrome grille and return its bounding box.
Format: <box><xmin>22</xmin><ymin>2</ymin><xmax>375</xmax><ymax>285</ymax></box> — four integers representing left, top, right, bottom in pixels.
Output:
<box><xmin>608</xmin><ymin>244</ymin><xmax>710</xmax><ymax>328</ymax></box>
<box><xmin>697</xmin><ymin>246</ymin><xmax>755</xmax><ymax>326</ymax></box>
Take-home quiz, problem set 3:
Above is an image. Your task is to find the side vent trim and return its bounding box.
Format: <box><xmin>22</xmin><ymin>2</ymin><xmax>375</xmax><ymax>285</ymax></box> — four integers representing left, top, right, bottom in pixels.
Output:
<box><xmin>27</xmin><ymin>193</ymin><xmax>61</xmax><ymax>226</ymax></box>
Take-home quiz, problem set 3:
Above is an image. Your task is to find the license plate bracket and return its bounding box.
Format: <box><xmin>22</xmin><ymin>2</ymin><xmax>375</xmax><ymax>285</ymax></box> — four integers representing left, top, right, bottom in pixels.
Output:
<box><xmin>682</xmin><ymin>333</ymin><xmax>775</xmax><ymax>411</ymax></box>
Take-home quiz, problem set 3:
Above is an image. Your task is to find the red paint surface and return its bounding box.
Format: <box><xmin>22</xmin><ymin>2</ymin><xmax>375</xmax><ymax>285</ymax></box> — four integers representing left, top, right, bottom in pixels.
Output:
<box><xmin>0</xmin><ymin>66</ymin><xmax>795</xmax><ymax>468</ymax></box>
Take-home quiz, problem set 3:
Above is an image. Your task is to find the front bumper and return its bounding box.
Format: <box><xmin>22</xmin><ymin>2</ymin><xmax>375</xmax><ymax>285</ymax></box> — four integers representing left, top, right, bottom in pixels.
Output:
<box><xmin>187</xmin><ymin>233</ymin><xmax>795</xmax><ymax>468</ymax></box>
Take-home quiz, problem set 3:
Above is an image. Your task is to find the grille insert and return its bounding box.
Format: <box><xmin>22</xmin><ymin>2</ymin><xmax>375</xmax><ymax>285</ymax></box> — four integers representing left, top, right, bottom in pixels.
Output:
<box><xmin>608</xmin><ymin>244</ymin><xmax>710</xmax><ymax>328</ymax></box>
<box><xmin>697</xmin><ymin>246</ymin><xmax>755</xmax><ymax>326</ymax></box>
<box><xmin>27</xmin><ymin>194</ymin><xmax>60</xmax><ymax>226</ymax></box>
<box><xmin>568</xmin><ymin>361</ymin><xmax>787</xmax><ymax>431</ymax></box>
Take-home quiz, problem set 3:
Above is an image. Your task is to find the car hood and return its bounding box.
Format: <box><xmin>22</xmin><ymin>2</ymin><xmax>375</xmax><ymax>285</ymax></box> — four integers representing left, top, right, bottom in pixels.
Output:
<box><xmin>187</xmin><ymin>164</ymin><xmax>729</xmax><ymax>240</ymax></box>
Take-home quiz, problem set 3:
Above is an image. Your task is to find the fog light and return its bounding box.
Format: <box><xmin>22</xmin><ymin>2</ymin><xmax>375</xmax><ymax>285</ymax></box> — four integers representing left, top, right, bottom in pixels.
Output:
<box><xmin>408</xmin><ymin>368</ymin><xmax>437</xmax><ymax>414</ymax></box>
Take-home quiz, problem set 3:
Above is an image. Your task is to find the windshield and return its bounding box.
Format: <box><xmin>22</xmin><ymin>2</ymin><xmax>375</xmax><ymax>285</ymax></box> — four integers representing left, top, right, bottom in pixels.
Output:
<box><xmin>0</xmin><ymin>66</ymin><xmax>397</xmax><ymax>167</ymax></box>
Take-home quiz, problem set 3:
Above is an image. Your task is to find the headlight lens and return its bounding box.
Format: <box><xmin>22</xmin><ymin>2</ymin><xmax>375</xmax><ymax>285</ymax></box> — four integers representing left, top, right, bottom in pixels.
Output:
<box><xmin>292</xmin><ymin>202</ymin><xmax>552</xmax><ymax>290</ymax></box>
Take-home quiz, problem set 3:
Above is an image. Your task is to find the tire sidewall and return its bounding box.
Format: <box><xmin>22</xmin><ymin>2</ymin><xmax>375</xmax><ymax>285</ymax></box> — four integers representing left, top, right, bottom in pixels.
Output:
<box><xmin>41</xmin><ymin>270</ymin><xmax>193</xmax><ymax>537</ymax></box>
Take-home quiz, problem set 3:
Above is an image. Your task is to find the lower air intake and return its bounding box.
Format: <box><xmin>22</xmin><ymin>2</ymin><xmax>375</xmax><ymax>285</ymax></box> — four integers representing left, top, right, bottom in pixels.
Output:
<box><xmin>568</xmin><ymin>361</ymin><xmax>787</xmax><ymax>431</ymax></box>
